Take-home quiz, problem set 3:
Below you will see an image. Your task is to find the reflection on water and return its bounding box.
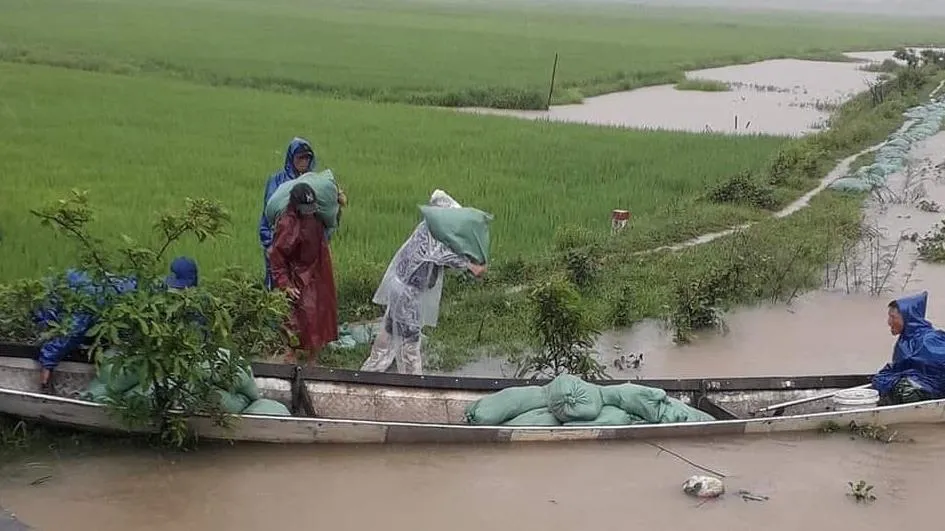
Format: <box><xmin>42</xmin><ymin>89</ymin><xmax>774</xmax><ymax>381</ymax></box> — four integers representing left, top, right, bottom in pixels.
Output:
<box><xmin>4</xmin><ymin>426</ymin><xmax>945</xmax><ymax>531</ymax></box>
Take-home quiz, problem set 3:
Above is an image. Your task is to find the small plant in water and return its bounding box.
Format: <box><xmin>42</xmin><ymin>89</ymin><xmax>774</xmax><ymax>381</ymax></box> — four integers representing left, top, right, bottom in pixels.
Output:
<box><xmin>917</xmin><ymin>220</ymin><xmax>945</xmax><ymax>263</ymax></box>
<box><xmin>847</xmin><ymin>480</ymin><xmax>877</xmax><ymax>503</ymax></box>
<box><xmin>513</xmin><ymin>275</ymin><xmax>608</xmax><ymax>380</ymax></box>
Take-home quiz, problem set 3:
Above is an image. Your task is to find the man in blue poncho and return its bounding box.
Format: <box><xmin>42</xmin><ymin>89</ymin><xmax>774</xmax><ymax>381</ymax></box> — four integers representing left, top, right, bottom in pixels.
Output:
<box><xmin>872</xmin><ymin>291</ymin><xmax>945</xmax><ymax>405</ymax></box>
<box><xmin>258</xmin><ymin>137</ymin><xmax>347</xmax><ymax>289</ymax></box>
<box><xmin>35</xmin><ymin>270</ymin><xmax>137</xmax><ymax>393</ymax></box>
<box><xmin>36</xmin><ymin>258</ymin><xmax>199</xmax><ymax>393</ymax></box>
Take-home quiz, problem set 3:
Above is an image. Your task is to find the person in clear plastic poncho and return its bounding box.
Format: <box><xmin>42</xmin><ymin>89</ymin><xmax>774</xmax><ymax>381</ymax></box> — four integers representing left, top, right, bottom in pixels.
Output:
<box><xmin>361</xmin><ymin>190</ymin><xmax>487</xmax><ymax>374</ymax></box>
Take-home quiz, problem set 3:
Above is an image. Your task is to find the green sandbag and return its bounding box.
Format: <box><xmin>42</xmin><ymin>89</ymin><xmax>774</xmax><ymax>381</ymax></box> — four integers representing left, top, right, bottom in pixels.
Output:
<box><xmin>123</xmin><ymin>383</ymin><xmax>155</xmax><ymax>402</ymax></box>
<box><xmin>419</xmin><ymin>205</ymin><xmax>493</xmax><ymax>265</ymax></box>
<box><xmin>243</xmin><ymin>398</ymin><xmax>292</xmax><ymax>416</ymax></box>
<box><xmin>543</xmin><ymin>374</ymin><xmax>604</xmax><ymax>423</ymax></box>
<box><xmin>215</xmin><ymin>388</ymin><xmax>251</xmax><ymax>414</ymax></box>
<box><xmin>264</xmin><ymin>170</ymin><xmax>340</xmax><ymax>228</ymax></box>
<box><xmin>97</xmin><ymin>350</ymin><xmax>140</xmax><ymax>394</ymax></box>
<box><xmin>563</xmin><ymin>405</ymin><xmax>644</xmax><ymax>426</ymax></box>
<box><xmin>234</xmin><ymin>366</ymin><xmax>260</xmax><ymax>402</ymax></box>
<box><xmin>464</xmin><ymin>386</ymin><xmax>547</xmax><ymax>425</ymax></box>
<box><xmin>503</xmin><ymin>407</ymin><xmax>561</xmax><ymax>426</ymax></box>
<box><xmin>601</xmin><ymin>383</ymin><xmax>670</xmax><ymax>423</ymax></box>
<box><xmin>658</xmin><ymin>397</ymin><xmax>716</xmax><ymax>423</ymax></box>
<box><xmin>80</xmin><ymin>378</ymin><xmax>109</xmax><ymax>403</ymax></box>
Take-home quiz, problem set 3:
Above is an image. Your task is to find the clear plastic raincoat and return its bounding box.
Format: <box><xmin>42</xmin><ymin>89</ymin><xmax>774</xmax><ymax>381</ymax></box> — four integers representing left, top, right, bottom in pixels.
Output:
<box><xmin>361</xmin><ymin>190</ymin><xmax>470</xmax><ymax>374</ymax></box>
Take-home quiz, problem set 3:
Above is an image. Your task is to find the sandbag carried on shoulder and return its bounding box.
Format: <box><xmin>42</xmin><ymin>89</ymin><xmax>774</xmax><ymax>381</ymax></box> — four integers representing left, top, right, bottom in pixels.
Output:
<box><xmin>419</xmin><ymin>205</ymin><xmax>493</xmax><ymax>265</ymax></box>
<box><xmin>265</xmin><ymin>170</ymin><xmax>341</xmax><ymax>228</ymax></box>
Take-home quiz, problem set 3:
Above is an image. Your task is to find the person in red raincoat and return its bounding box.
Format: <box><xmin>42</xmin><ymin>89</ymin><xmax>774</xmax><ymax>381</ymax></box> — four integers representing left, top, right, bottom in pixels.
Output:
<box><xmin>268</xmin><ymin>182</ymin><xmax>339</xmax><ymax>362</ymax></box>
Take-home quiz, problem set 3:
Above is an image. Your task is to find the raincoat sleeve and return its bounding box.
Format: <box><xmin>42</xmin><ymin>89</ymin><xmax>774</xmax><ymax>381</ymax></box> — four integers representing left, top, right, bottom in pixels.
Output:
<box><xmin>259</xmin><ymin>177</ymin><xmax>279</xmax><ymax>250</ymax></box>
<box><xmin>421</xmin><ymin>232</ymin><xmax>469</xmax><ymax>270</ymax></box>
<box><xmin>268</xmin><ymin>215</ymin><xmax>299</xmax><ymax>290</ymax></box>
<box><xmin>35</xmin><ymin>309</ymin><xmax>93</xmax><ymax>370</ymax></box>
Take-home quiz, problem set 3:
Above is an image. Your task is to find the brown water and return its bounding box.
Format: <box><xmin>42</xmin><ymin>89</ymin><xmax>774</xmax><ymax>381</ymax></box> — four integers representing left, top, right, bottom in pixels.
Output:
<box><xmin>4</xmin><ymin>427</ymin><xmax>945</xmax><ymax>531</ymax></box>
<box><xmin>457</xmin><ymin>53</ymin><xmax>891</xmax><ymax>136</ymax></box>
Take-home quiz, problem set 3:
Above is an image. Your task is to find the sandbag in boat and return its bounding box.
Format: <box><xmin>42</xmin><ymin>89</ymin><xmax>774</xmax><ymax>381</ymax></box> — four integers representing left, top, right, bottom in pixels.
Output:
<box><xmin>419</xmin><ymin>204</ymin><xmax>493</xmax><ymax>265</ymax></box>
<box><xmin>264</xmin><ymin>170</ymin><xmax>341</xmax><ymax>228</ymax></box>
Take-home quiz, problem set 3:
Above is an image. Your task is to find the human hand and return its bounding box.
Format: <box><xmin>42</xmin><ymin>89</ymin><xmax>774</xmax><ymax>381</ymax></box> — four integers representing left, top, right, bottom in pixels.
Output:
<box><xmin>286</xmin><ymin>287</ymin><xmax>301</xmax><ymax>301</ymax></box>
<box><xmin>468</xmin><ymin>263</ymin><xmax>487</xmax><ymax>278</ymax></box>
<box><xmin>338</xmin><ymin>189</ymin><xmax>348</xmax><ymax>207</ymax></box>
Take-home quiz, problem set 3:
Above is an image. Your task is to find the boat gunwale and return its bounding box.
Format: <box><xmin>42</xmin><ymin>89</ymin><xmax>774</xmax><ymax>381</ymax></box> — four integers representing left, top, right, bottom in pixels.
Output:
<box><xmin>3</xmin><ymin>386</ymin><xmax>941</xmax><ymax>434</ymax></box>
<box><xmin>0</xmin><ymin>342</ymin><xmax>873</xmax><ymax>393</ymax></box>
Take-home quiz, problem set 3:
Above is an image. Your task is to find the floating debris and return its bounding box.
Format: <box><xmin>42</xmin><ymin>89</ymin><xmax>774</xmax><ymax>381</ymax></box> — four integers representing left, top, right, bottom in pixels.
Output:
<box><xmin>683</xmin><ymin>475</ymin><xmax>725</xmax><ymax>498</ymax></box>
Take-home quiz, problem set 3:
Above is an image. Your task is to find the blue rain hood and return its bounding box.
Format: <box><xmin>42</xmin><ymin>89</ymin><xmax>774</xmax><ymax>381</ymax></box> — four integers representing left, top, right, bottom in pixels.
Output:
<box><xmin>282</xmin><ymin>137</ymin><xmax>316</xmax><ymax>179</ymax></box>
<box><xmin>259</xmin><ymin>137</ymin><xmax>317</xmax><ymax>253</ymax></box>
<box><xmin>872</xmin><ymin>291</ymin><xmax>945</xmax><ymax>397</ymax></box>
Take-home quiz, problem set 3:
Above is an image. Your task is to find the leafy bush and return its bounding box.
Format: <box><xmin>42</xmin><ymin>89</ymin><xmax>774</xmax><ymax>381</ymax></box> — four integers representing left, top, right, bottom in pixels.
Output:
<box><xmin>709</xmin><ymin>171</ymin><xmax>777</xmax><ymax>210</ymax></box>
<box><xmin>27</xmin><ymin>189</ymin><xmax>291</xmax><ymax>447</ymax></box>
<box><xmin>514</xmin><ymin>275</ymin><xmax>608</xmax><ymax>379</ymax></box>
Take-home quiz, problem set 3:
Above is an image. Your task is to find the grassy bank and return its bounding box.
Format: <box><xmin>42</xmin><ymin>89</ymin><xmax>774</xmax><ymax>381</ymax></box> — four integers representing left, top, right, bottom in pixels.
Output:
<box><xmin>414</xmin><ymin>65</ymin><xmax>945</xmax><ymax>370</ymax></box>
<box><xmin>1</xmin><ymin>0</ymin><xmax>943</xmax><ymax>109</ymax></box>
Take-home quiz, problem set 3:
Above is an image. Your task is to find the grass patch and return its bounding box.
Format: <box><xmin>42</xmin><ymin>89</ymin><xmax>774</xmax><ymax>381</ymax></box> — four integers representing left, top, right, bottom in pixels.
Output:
<box><xmin>0</xmin><ymin>61</ymin><xmax>787</xmax><ymax>289</ymax></box>
<box><xmin>0</xmin><ymin>0</ymin><xmax>943</xmax><ymax>109</ymax></box>
<box><xmin>675</xmin><ymin>78</ymin><xmax>731</xmax><ymax>92</ymax></box>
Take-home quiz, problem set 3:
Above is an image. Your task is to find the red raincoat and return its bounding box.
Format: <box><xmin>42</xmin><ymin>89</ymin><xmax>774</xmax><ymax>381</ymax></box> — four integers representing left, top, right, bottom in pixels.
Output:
<box><xmin>268</xmin><ymin>210</ymin><xmax>339</xmax><ymax>353</ymax></box>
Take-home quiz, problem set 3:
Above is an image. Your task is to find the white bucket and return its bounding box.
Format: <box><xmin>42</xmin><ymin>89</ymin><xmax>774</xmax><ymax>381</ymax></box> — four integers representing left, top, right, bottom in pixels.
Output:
<box><xmin>831</xmin><ymin>388</ymin><xmax>879</xmax><ymax>411</ymax></box>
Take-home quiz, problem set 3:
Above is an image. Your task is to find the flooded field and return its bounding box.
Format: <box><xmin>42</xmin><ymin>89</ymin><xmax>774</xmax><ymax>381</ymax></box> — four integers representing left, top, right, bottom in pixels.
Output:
<box><xmin>458</xmin><ymin>51</ymin><xmax>895</xmax><ymax>136</ymax></box>
<box><xmin>447</xmin><ymin>129</ymin><xmax>945</xmax><ymax>380</ymax></box>
<box><xmin>4</xmin><ymin>426</ymin><xmax>945</xmax><ymax>531</ymax></box>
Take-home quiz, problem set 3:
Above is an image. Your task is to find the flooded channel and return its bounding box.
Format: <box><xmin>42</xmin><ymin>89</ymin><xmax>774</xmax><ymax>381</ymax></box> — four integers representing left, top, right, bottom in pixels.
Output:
<box><xmin>5</xmin><ymin>427</ymin><xmax>945</xmax><ymax>531</ymax></box>
<box><xmin>459</xmin><ymin>51</ymin><xmax>897</xmax><ymax>136</ymax></box>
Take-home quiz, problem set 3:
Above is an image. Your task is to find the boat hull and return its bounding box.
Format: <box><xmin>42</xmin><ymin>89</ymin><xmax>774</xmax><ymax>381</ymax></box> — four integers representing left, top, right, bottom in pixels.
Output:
<box><xmin>3</xmin><ymin>386</ymin><xmax>945</xmax><ymax>444</ymax></box>
<box><xmin>2</xmin><ymin>354</ymin><xmax>944</xmax><ymax>444</ymax></box>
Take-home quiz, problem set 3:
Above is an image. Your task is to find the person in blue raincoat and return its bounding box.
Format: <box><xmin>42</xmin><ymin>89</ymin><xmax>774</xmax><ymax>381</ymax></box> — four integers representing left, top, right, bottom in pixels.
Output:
<box><xmin>36</xmin><ymin>258</ymin><xmax>200</xmax><ymax>393</ymax></box>
<box><xmin>258</xmin><ymin>138</ymin><xmax>347</xmax><ymax>290</ymax></box>
<box><xmin>35</xmin><ymin>270</ymin><xmax>137</xmax><ymax>393</ymax></box>
<box><xmin>872</xmin><ymin>291</ymin><xmax>945</xmax><ymax>405</ymax></box>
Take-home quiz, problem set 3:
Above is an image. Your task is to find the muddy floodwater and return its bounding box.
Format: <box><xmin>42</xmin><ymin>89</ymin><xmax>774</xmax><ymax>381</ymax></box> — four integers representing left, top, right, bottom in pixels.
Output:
<box><xmin>4</xmin><ymin>427</ymin><xmax>945</xmax><ymax>531</ymax></box>
<box><xmin>459</xmin><ymin>51</ymin><xmax>897</xmax><ymax>136</ymax></box>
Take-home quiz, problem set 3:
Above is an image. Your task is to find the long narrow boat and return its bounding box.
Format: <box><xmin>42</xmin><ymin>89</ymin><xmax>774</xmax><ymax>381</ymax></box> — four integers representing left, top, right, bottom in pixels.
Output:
<box><xmin>1</xmin><ymin>342</ymin><xmax>942</xmax><ymax>444</ymax></box>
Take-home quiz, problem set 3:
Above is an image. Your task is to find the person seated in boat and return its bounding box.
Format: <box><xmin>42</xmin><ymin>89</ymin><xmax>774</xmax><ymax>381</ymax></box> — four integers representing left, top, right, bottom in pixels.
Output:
<box><xmin>268</xmin><ymin>182</ymin><xmax>339</xmax><ymax>362</ymax></box>
<box><xmin>360</xmin><ymin>190</ymin><xmax>486</xmax><ymax>375</ymax></box>
<box><xmin>872</xmin><ymin>291</ymin><xmax>945</xmax><ymax>405</ymax></box>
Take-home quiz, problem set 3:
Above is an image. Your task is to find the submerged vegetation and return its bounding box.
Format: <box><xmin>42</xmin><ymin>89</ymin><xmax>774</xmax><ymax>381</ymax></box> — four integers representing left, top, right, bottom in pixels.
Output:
<box><xmin>675</xmin><ymin>78</ymin><xmax>731</xmax><ymax>92</ymax></box>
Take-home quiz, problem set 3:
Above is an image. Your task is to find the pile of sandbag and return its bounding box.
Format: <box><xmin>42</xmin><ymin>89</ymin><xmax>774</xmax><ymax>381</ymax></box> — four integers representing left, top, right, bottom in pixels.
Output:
<box><xmin>831</xmin><ymin>97</ymin><xmax>945</xmax><ymax>193</ymax></box>
<box><xmin>264</xmin><ymin>170</ymin><xmax>341</xmax><ymax>229</ymax></box>
<box><xmin>80</xmin><ymin>349</ymin><xmax>291</xmax><ymax>416</ymax></box>
<box><xmin>464</xmin><ymin>374</ymin><xmax>715</xmax><ymax>427</ymax></box>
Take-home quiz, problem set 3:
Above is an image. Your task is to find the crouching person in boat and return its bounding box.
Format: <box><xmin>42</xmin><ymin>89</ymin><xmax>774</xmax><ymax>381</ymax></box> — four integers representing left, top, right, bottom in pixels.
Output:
<box><xmin>872</xmin><ymin>291</ymin><xmax>945</xmax><ymax>405</ymax></box>
<box><xmin>35</xmin><ymin>258</ymin><xmax>200</xmax><ymax>393</ymax></box>
<box><xmin>361</xmin><ymin>190</ymin><xmax>487</xmax><ymax>375</ymax></box>
<box><xmin>268</xmin><ymin>182</ymin><xmax>339</xmax><ymax>362</ymax></box>
<box><xmin>35</xmin><ymin>270</ymin><xmax>137</xmax><ymax>394</ymax></box>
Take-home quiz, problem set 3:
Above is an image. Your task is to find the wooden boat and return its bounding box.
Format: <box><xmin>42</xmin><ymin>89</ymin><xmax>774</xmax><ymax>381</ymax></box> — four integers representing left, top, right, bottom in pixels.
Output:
<box><xmin>1</xmin><ymin>341</ymin><xmax>943</xmax><ymax>444</ymax></box>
